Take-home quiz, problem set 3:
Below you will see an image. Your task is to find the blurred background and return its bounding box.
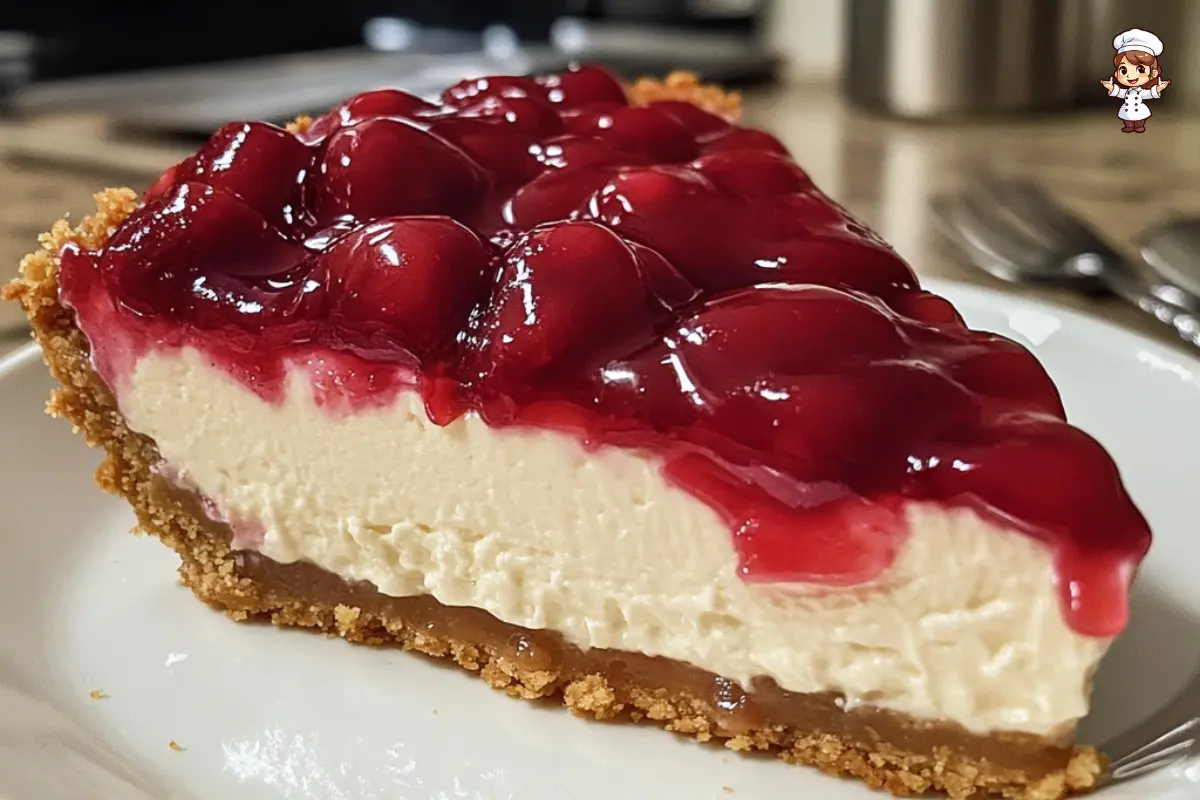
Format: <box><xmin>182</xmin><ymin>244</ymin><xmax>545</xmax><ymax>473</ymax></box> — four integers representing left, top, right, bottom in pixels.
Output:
<box><xmin>0</xmin><ymin>0</ymin><xmax>1199</xmax><ymax>349</ymax></box>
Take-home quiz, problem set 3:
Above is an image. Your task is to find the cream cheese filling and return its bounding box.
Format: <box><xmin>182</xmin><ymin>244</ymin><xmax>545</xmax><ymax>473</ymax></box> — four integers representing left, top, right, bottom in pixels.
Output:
<box><xmin>118</xmin><ymin>347</ymin><xmax>1107</xmax><ymax>737</ymax></box>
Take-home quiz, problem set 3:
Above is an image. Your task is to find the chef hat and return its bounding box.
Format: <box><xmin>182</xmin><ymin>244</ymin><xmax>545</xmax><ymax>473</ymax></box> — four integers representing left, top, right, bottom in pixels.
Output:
<box><xmin>1113</xmin><ymin>28</ymin><xmax>1164</xmax><ymax>57</ymax></box>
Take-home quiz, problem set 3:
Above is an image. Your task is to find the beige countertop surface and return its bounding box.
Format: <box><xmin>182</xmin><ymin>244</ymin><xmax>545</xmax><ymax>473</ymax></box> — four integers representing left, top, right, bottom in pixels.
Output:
<box><xmin>2</xmin><ymin>86</ymin><xmax>1200</xmax><ymax>359</ymax></box>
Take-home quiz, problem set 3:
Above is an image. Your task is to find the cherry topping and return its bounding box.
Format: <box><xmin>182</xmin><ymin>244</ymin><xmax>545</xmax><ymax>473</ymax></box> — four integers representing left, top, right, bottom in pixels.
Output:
<box><xmin>702</xmin><ymin>127</ymin><xmax>790</xmax><ymax>156</ymax></box>
<box><xmin>339</xmin><ymin>88</ymin><xmax>442</xmax><ymax>121</ymax></box>
<box><xmin>649</xmin><ymin>100</ymin><xmax>733</xmax><ymax>138</ymax></box>
<box><xmin>309</xmin><ymin>118</ymin><xmax>488</xmax><ymax>227</ymax></box>
<box><xmin>583</xmin><ymin>167</ymin><xmax>917</xmax><ymax>296</ymax></box>
<box><xmin>60</xmin><ymin>65</ymin><xmax>1150</xmax><ymax>638</ymax></box>
<box><xmin>323</xmin><ymin>216</ymin><xmax>492</xmax><ymax>359</ymax></box>
<box><xmin>536</xmin><ymin>64</ymin><xmax>629</xmax><ymax>108</ymax></box>
<box><xmin>693</xmin><ymin>150</ymin><xmax>813</xmax><ymax>196</ymax></box>
<box><xmin>455</xmin><ymin>95</ymin><xmax>565</xmax><ymax>139</ymax></box>
<box><xmin>442</xmin><ymin>75</ymin><xmax>544</xmax><ymax>106</ymax></box>
<box><xmin>302</xmin><ymin>89</ymin><xmax>443</xmax><ymax>143</ymax></box>
<box><xmin>145</xmin><ymin>157</ymin><xmax>194</xmax><ymax>203</ymax></box>
<box><xmin>501</xmin><ymin>165</ymin><xmax>616</xmax><ymax>230</ymax></box>
<box><xmin>175</xmin><ymin>122</ymin><xmax>313</xmax><ymax>232</ymax></box>
<box><xmin>105</xmin><ymin>182</ymin><xmax>303</xmax><ymax>317</ymax></box>
<box><xmin>468</xmin><ymin>221</ymin><xmax>670</xmax><ymax>397</ymax></box>
<box><xmin>528</xmin><ymin>134</ymin><xmax>648</xmax><ymax>171</ymax></box>
<box><xmin>669</xmin><ymin>287</ymin><xmax>910</xmax><ymax>396</ymax></box>
<box><xmin>565</xmin><ymin>105</ymin><xmax>700</xmax><ymax>163</ymax></box>
<box><xmin>184</xmin><ymin>264</ymin><xmax>324</xmax><ymax>334</ymax></box>
<box><xmin>426</xmin><ymin>117</ymin><xmax>542</xmax><ymax>183</ymax></box>
<box><xmin>890</xmin><ymin>290</ymin><xmax>965</xmax><ymax>327</ymax></box>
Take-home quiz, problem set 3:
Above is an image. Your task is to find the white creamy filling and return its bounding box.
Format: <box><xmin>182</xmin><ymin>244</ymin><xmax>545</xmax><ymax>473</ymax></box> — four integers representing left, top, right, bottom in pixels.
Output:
<box><xmin>120</xmin><ymin>348</ymin><xmax>1106</xmax><ymax>737</ymax></box>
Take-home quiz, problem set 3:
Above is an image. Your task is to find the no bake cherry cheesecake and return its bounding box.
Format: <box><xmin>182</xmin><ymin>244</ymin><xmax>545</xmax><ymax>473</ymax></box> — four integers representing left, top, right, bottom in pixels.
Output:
<box><xmin>4</xmin><ymin>69</ymin><xmax>1150</xmax><ymax>798</ymax></box>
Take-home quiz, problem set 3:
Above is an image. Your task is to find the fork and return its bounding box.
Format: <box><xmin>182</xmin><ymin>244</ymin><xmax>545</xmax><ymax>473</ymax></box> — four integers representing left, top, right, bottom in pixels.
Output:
<box><xmin>931</xmin><ymin>175</ymin><xmax>1200</xmax><ymax>349</ymax></box>
<box><xmin>1101</xmin><ymin>717</ymin><xmax>1200</xmax><ymax>785</ymax></box>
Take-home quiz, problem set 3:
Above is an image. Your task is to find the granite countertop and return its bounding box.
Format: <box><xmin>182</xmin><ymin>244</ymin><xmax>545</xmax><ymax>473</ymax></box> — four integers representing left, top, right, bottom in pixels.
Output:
<box><xmin>2</xmin><ymin>86</ymin><xmax>1200</xmax><ymax>358</ymax></box>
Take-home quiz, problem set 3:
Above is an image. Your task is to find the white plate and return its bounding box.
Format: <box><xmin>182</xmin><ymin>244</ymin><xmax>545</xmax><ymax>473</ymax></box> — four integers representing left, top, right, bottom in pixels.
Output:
<box><xmin>1</xmin><ymin>280</ymin><xmax>1198</xmax><ymax>800</ymax></box>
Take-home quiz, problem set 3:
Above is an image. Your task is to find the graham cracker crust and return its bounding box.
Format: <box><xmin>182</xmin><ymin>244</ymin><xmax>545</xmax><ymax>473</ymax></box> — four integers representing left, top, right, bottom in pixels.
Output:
<box><xmin>3</xmin><ymin>79</ymin><xmax>1105</xmax><ymax>800</ymax></box>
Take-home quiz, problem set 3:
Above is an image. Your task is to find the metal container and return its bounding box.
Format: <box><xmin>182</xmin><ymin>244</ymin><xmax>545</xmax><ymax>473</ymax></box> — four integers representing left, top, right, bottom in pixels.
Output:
<box><xmin>1077</xmin><ymin>0</ymin><xmax>1200</xmax><ymax>109</ymax></box>
<box><xmin>843</xmin><ymin>0</ymin><xmax>1083</xmax><ymax>118</ymax></box>
<box><xmin>0</xmin><ymin>32</ymin><xmax>33</xmax><ymax>114</ymax></box>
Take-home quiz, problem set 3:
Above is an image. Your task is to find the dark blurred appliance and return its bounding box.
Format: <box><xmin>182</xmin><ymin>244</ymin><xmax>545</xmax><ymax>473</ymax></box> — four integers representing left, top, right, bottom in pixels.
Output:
<box><xmin>6</xmin><ymin>1</ymin><xmax>775</xmax><ymax>81</ymax></box>
<box><xmin>2</xmin><ymin>0</ymin><xmax>778</xmax><ymax>136</ymax></box>
<box><xmin>0</xmin><ymin>31</ymin><xmax>32</xmax><ymax>110</ymax></box>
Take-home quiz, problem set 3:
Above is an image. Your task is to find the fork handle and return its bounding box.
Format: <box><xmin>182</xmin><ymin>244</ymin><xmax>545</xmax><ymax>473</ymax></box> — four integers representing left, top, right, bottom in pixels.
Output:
<box><xmin>1096</xmin><ymin>264</ymin><xmax>1200</xmax><ymax>348</ymax></box>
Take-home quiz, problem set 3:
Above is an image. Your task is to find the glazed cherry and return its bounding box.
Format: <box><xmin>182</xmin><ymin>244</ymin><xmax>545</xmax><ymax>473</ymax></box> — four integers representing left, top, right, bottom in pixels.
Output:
<box><xmin>176</xmin><ymin>122</ymin><xmax>314</xmax><ymax>232</ymax></box>
<box><xmin>324</xmin><ymin>216</ymin><xmax>492</xmax><ymax>359</ymax></box>
<box><xmin>340</xmin><ymin>88</ymin><xmax>441</xmax><ymax>119</ymax></box>
<box><xmin>889</xmin><ymin>290</ymin><xmax>965</xmax><ymax>327</ymax></box>
<box><xmin>144</xmin><ymin>157</ymin><xmax>194</xmax><ymax>203</ymax></box>
<box><xmin>669</xmin><ymin>286</ymin><xmax>910</xmax><ymax>395</ymax></box>
<box><xmin>303</xmin><ymin>89</ymin><xmax>443</xmax><ymax>143</ymax></box>
<box><xmin>468</xmin><ymin>221</ymin><xmax>671</xmax><ymax>395</ymax></box>
<box><xmin>562</xmin><ymin>105</ymin><xmax>699</xmax><ymax>163</ymax></box>
<box><xmin>309</xmin><ymin>118</ymin><xmax>488</xmax><ymax>227</ymax></box>
<box><xmin>500</xmin><ymin>165</ymin><xmax>617</xmax><ymax>230</ymax></box>
<box><xmin>442</xmin><ymin>75</ymin><xmax>544</xmax><ymax>106</ymax></box>
<box><xmin>104</xmin><ymin>182</ymin><xmax>303</xmax><ymax>317</ymax></box>
<box><xmin>702</xmin><ymin>127</ymin><xmax>789</xmax><ymax>156</ymax></box>
<box><xmin>627</xmin><ymin>241</ymin><xmax>699</xmax><ymax>310</ymax></box>
<box><xmin>943</xmin><ymin>338</ymin><xmax>1065</xmax><ymax>415</ymax></box>
<box><xmin>528</xmin><ymin>134</ymin><xmax>648</xmax><ymax>171</ymax></box>
<box><xmin>455</xmin><ymin>95</ymin><xmax>565</xmax><ymax>139</ymax></box>
<box><xmin>426</xmin><ymin>117</ymin><xmax>542</xmax><ymax>183</ymax></box>
<box><xmin>693</xmin><ymin>150</ymin><xmax>813</xmax><ymax>196</ymax></box>
<box><xmin>184</xmin><ymin>264</ymin><xmax>325</xmax><ymax>333</ymax></box>
<box><xmin>648</xmin><ymin>100</ymin><xmax>732</xmax><ymax>138</ymax></box>
<box><xmin>536</xmin><ymin>64</ymin><xmax>629</xmax><ymax>108</ymax></box>
<box><xmin>585</xmin><ymin>167</ymin><xmax>916</xmax><ymax>296</ymax></box>
<box><xmin>63</xmin><ymin>66</ymin><xmax>1150</xmax><ymax>639</ymax></box>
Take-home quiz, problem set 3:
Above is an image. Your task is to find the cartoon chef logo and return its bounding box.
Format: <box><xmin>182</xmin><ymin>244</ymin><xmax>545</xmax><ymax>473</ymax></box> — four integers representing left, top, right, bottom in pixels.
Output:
<box><xmin>1100</xmin><ymin>28</ymin><xmax>1171</xmax><ymax>133</ymax></box>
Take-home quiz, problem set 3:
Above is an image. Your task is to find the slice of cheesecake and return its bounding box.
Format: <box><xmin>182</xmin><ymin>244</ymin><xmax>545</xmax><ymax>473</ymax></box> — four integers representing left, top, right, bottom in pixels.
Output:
<box><xmin>3</xmin><ymin>68</ymin><xmax>1149</xmax><ymax>799</ymax></box>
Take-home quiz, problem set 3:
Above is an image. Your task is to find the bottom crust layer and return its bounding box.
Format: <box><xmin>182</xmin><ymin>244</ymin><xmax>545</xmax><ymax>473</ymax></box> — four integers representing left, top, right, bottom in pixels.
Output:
<box><xmin>3</xmin><ymin>189</ymin><xmax>1105</xmax><ymax>799</ymax></box>
<box><xmin>149</xmin><ymin>482</ymin><xmax>1102</xmax><ymax>800</ymax></box>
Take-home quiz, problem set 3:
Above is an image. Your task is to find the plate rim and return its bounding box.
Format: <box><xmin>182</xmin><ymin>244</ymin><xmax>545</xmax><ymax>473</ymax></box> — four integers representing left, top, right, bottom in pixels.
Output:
<box><xmin>0</xmin><ymin>338</ymin><xmax>39</xmax><ymax>377</ymax></box>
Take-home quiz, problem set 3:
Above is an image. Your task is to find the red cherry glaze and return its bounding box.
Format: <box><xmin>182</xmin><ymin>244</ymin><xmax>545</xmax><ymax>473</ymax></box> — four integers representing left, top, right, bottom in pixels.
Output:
<box><xmin>338</xmin><ymin>88</ymin><xmax>442</xmax><ymax>120</ymax></box>
<box><xmin>702</xmin><ymin>127</ymin><xmax>790</xmax><ymax>156</ymax></box>
<box><xmin>309</xmin><ymin>118</ymin><xmax>488</xmax><ymax>227</ymax></box>
<box><xmin>324</xmin><ymin>216</ymin><xmax>493</xmax><ymax>360</ymax></box>
<box><xmin>562</xmin><ymin>106</ymin><xmax>700</xmax><ymax>163</ymax></box>
<box><xmin>467</xmin><ymin>221</ymin><xmax>679</xmax><ymax>403</ymax></box>
<box><xmin>649</xmin><ymin>100</ymin><xmax>733</xmax><ymax>138</ymax></box>
<box><xmin>425</xmin><ymin>117</ymin><xmax>541</xmax><ymax>183</ymax></box>
<box><xmin>528</xmin><ymin>134</ymin><xmax>648</xmax><ymax>171</ymax></box>
<box><xmin>500</xmin><ymin>165</ymin><xmax>616</xmax><ymax>230</ymax></box>
<box><xmin>69</xmin><ymin>65</ymin><xmax>1149</xmax><ymax>638</ymax></box>
<box><xmin>536</xmin><ymin>64</ymin><xmax>629</xmax><ymax>108</ymax></box>
<box><xmin>441</xmin><ymin>75</ymin><xmax>544</xmax><ymax>106</ymax></box>
<box><xmin>176</xmin><ymin>122</ymin><xmax>313</xmax><ymax>232</ymax></box>
<box><xmin>144</xmin><ymin>157</ymin><xmax>194</xmax><ymax>202</ymax></box>
<box><xmin>455</xmin><ymin>95</ymin><xmax>565</xmax><ymax>139</ymax></box>
<box><xmin>582</xmin><ymin>168</ymin><xmax>917</xmax><ymax>296</ymax></box>
<box><xmin>693</xmin><ymin>150</ymin><xmax>813</xmax><ymax>196</ymax></box>
<box><xmin>106</xmin><ymin>182</ymin><xmax>305</xmax><ymax>321</ymax></box>
<box><xmin>302</xmin><ymin>89</ymin><xmax>443</xmax><ymax>144</ymax></box>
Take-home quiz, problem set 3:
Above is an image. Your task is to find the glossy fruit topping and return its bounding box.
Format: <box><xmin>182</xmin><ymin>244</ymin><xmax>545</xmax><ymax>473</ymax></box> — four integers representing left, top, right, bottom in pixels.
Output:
<box><xmin>58</xmin><ymin>65</ymin><xmax>1150</xmax><ymax>637</ymax></box>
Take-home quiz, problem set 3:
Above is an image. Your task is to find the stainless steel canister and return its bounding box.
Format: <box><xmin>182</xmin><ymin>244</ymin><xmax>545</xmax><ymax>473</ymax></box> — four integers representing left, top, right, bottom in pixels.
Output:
<box><xmin>1077</xmin><ymin>0</ymin><xmax>1200</xmax><ymax>109</ymax></box>
<box><xmin>843</xmin><ymin>0</ymin><xmax>1083</xmax><ymax>118</ymax></box>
